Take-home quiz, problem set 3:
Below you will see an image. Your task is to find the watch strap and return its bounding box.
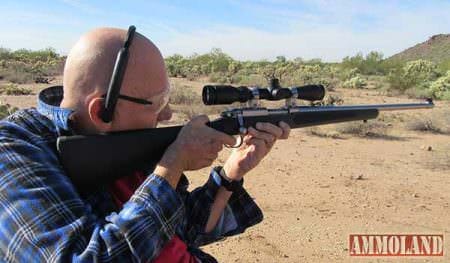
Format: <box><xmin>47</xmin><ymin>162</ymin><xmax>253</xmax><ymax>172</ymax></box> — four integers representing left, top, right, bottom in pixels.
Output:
<box><xmin>214</xmin><ymin>166</ymin><xmax>243</xmax><ymax>192</ymax></box>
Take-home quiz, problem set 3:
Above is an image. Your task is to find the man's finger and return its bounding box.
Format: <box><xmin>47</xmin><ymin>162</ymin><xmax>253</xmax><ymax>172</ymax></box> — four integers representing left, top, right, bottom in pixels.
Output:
<box><xmin>208</xmin><ymin>128</ymin><xmax>236</xmax><ymax>146</ymax></box>
<box><xmin>190</xmin><ymin>114</ymin><xmax>209</xmax><ymax>126</ymax></box>
<box><xmin>247</xmin><ymin>137</ymin><xmax>268</xmax><ymax>151</ymax></box>
<box><xmin>279</xmin><ymin>121</ymin><xmax>291</xmax><ymax>139</ymax></box>
<box><xmin>209</xmin><ymin>141</ymin><xmax>223</xmax><ymax>153</ymax></box>
<box><xmin>255</xmin><ymin>122</ymin><xmax>283</xmax><ymax>138</ymax></box>
<box><xmin>248</xmin><ymin>127</ymin><xmax>275</xmax><ymax>145</ymax></box>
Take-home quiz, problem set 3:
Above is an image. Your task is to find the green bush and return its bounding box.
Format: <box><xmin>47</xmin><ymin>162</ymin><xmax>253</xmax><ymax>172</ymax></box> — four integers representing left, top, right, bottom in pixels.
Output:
<box><xmin>429</xmin><ymin>71</ymin><xmax>450</xmax><ymax>99</ymax></box>
<box><xmin>339</xmin><ymin>67</ymin><xmax>359</xmax><ymax>81</ymax></box>
<box><xmin>403</xmin><ymin>59</ymin><xmax>439</xmax><ymax>82</ymax></box>
<box><xmin>0</xmin><ymin>48</ymin><xmax>64</xmax><ymax>84</ymax></box>
<box><xmin>388</xmin><ymin>59</ymin><xmax>439</xmax><ymax>92</ymax></box>
<box><xmin>341</xmin><ymin>51</ymin><xmax>386</xmax><ymax>75</ymax></box>
<box><xmin>341</xmin><ymin>75</ymin><xmax>367</xmax><ymax>89</ymax></box>
<box><xmin>0</xmin><ymin>103</ymin><xmax>18</xmax><ymax>119</ymax></box>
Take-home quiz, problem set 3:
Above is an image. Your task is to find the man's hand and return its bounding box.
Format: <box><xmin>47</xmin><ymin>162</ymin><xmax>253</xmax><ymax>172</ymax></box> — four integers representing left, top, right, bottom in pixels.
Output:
<box><xmin>223</xmin><ymin>121</ymin><xmax>291</xmax><ymax>181</ymax></box>
<box><xmin>154</xmin><ymin>115</ymin><xmax>235</xmax><ymax>188</ymax></box>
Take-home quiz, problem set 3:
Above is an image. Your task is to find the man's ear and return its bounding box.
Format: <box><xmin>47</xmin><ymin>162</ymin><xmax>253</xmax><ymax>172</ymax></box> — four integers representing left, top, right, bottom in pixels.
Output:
<box><xmin>87</xmin><ymin>97</ymin><xmax>112</xmax><ymax>132</ymax></box>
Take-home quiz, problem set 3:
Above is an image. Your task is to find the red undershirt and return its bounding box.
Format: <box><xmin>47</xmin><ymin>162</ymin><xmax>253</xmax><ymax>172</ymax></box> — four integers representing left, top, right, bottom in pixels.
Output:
<box><xmin>108</xmin><ymin>172</ymin><xmax>197</xmax><ymax>263</ymax></box>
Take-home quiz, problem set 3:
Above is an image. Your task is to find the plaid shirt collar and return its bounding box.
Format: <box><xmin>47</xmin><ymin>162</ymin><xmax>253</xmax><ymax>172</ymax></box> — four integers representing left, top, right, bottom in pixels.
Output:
<box><xmin>37</xmin><ymin>85</ymin><xmax>74</xmax><ymax>134</ymax></box>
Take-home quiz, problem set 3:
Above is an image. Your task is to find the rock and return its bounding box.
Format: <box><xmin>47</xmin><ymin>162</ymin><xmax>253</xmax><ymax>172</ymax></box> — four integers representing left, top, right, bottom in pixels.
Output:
<box><xmin>420</xmin><ymin>145</ymin><xmax>433</xmax><ymax>151</ymax></box>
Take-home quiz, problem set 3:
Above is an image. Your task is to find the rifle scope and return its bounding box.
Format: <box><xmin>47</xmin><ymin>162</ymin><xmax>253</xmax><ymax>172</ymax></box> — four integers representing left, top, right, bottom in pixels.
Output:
<box><xmin>202</xmin><ymin>84</ymin><xmax>325</xmax><ymax>105</ymax></box>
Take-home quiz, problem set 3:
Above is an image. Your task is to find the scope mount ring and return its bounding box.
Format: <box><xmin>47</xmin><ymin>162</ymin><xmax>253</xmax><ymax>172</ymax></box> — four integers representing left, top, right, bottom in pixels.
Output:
<box><xmin>248</xmin><ymin>87</ymin><xmax>260</xmax><ymax>108</ymax></box>
<box><xmin>286</xmin><ymin>87</ymin><xmax>298</xmax><ymax>107</ymax></box>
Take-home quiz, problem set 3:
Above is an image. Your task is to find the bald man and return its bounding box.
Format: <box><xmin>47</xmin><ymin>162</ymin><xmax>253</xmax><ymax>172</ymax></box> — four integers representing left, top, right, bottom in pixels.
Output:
<box><xmin>0</xmin><ymin>27</ymin><xmax>290</xmax><ymax>262</ymax></box>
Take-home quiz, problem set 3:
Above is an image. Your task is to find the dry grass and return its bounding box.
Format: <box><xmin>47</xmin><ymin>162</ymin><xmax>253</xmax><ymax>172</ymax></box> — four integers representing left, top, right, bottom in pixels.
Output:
<box><xmin>169</xmin><ymin>83</ymin><xmax>224</xmax><ymax>119</ymax></box>
<box><xmin>336</xmin><ymin>120</ymin><xmax>390</xmax><ymax>138</ymax></box>
<box><xmin>405</xmin><ymin>110</ymin><xmax>450</xmax><ymax>134</ymax></box>
<box><xmin>307</xmin><ymin>127</ymin><xmax>343</xmax><ymax>139</ymax></box>
<box><xmin>0</xmin><ymin>83</ymin><xmax>33</xmax><ymax>95</ymax></box>
<box><xmin>169</xmin><ymin>84</ymin><xmax>199</xmax><ymax>105</ymax></box>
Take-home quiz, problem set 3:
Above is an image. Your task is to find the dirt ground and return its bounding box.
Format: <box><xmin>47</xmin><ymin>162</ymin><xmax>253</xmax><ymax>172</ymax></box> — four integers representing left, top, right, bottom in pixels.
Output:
<box><xmin>1</xmin><ymin>77</ymin><xmax>449</xmax><ymax>262</ymax></box>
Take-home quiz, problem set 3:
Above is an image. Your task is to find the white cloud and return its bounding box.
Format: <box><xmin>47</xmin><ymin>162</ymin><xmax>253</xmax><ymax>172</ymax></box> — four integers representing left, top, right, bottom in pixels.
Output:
<box><xmin>160</xmin><ymin>1</ymin><xmax>450</xmax><ymax>62</ymax></box>
<box><xmin>1</xmin><ymin>1</ymin><xmax>449</xmax><ymax>62</ymax></box>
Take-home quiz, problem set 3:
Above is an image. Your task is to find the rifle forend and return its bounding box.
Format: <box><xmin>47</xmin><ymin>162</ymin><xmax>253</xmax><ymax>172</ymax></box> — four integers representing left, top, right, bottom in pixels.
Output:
<box><xmin>56</xmin><ymin>80</ymin><xmax>434</xmax><ymax>192</ymax></box>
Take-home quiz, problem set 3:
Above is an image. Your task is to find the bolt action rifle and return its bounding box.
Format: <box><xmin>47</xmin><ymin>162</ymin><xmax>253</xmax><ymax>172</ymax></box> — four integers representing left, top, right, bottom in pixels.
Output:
<box><xmin>57</xmin><ymin>79</ymin><xmax>433</xmax><ymax>191</ymax></box>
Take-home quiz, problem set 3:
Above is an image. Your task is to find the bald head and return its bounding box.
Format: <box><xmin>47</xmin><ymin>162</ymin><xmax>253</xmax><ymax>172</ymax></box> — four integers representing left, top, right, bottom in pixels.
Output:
<box><xmin>61</xmin><ymin>27</ymin><xmax>168</xmax><ymax>109</ymax></box>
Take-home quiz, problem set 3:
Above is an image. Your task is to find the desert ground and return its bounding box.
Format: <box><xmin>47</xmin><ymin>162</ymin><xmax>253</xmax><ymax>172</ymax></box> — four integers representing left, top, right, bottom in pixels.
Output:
<box><xmin>1</xmin><ymin>77</ymin><xmax>449</xmax><ymax>262</ymax></box>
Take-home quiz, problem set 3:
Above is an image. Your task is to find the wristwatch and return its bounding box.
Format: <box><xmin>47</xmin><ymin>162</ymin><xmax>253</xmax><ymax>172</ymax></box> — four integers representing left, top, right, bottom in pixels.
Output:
<box><xmin>214</xmin><ymin>166</ymin><xmax>244</xmax><ymax>192</ymax></box>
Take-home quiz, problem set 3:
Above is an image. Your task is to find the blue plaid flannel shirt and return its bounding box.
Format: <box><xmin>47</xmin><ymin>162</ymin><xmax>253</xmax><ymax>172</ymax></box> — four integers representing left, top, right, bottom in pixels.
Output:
<box><xmin>0</xmin><ymin>86</ymin><xmax>263</xmax><ymax>262</ymax></box>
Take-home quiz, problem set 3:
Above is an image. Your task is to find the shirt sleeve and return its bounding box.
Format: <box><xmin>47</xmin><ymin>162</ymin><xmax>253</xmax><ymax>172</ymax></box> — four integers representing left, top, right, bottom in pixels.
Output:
<box><xmin>0</xmin><ymin>123</ymin><xmax>184</xmax><ymax>262</ymax></box>
<box><xmin>183</xmin><ymin>168</ymin><xmax>263</xmax><ymax>247</ymax></box>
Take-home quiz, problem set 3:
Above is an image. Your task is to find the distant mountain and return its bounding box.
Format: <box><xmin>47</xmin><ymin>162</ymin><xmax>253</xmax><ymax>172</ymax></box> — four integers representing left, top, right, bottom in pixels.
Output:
<box><xmin>388</xmin><ymin>34</ymin><xmax>450</xmax><ymax>64</ymax></box>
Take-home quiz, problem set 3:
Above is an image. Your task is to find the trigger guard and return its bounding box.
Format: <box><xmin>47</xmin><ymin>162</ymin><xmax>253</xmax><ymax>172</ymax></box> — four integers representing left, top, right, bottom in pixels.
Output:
<box><xmin>225</xmin><ymin>134</ymin><xmax>243</xmax><ymax>148</ymax></box>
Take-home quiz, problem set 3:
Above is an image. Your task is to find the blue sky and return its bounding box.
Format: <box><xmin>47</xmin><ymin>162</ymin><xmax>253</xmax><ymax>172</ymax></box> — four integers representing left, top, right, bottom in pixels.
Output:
<box><xmin>0</xmin><ymin>0</ymin><xmax>449</xmax><ymax>62</ymax></box>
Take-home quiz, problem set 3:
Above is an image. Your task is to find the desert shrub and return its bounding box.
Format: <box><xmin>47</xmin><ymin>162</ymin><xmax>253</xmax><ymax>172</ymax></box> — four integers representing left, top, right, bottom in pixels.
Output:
<box><xmin>429</xmin><ymin>71</ymin><xmax>450</xmax><ymax>100</ymax></box>
<box><xmin>312</xmin><ymin>94</ymin><xmax>344</xmax><ymax>106</ymax></box>
<box><xmin>233</xmin><ymin>73</ymin><xmax>266</xmax><ymax>86</ymax></box>
<box><xmin>0</xmin><ymin>84</ymin><xmax>33</xmax><ymax>95</ymax></box>
<box><xmin>438</xmin><ymin>59</ymin><xmax>450</xmax><ymax>72</ymax></box>
<box><xmin>341</xmin><ymin>75</ymin><xmax>367</xmax><ymax>89</ymax></box>
<box><xmin>403</xmin><ymin>60</ymin><xmax>439</xmax><ymax>82</ymax></box>
<box><xmin>405</xmin><ymin>112</ymin><xmax>450</xmax><ymax>134</ymax></box>
<box><xmin>307</xmin><ymin>127</ymin><xmax>342</xmax><ymax>139</ymax></box>
<box><xmin>0</xmin><ymin>103</ymin><xmax>18</xmax><ymax>119</ymax></box>
<box><xmin>0</xmin><ymin>48</ymin><xmax>64</xmax><ymax>84</ymax></box>
<box><xmin>341</xmin><ymin>51</ymin><xmax>385</xmax><ymax>75</ymax></box>
<box><xmin>339</xmin><ymin>68</ymin><xmax>359</xmax><ymax>81</ymax></box>
<box><xmin>404</xmin><ymin>87</ymin><xmax>433</xmax><ymax>99</ymax></box>
<box><xmin>374</xmin><ymin>81</ymin><xmax>384</xmax><ymax>89</ymax></box>
<box><xmin>336</xmin><ymin>120</ymin><xmax>389</xmax><ymax>137</ymax></box>
<box><xmin>208</xmin><ymin>72</ymin><xmax>228</xmax><ymax>83</ymax></box>
<box><xmin>388</xmin><ymin>60</ymin><xmax>440</xmax><ymax>92</ymax></box>
<box><xmin>169</xmin><ymin>85</ymin><xmax>199</xmax><ymax>105</ymax></box>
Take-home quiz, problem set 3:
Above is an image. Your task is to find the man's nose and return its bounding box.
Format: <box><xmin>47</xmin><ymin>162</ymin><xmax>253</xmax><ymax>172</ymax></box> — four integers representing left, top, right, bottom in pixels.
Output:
<box><xmin>157</xmin><ymin>104</ymin><xmax>172</xmax><ymax>121</ymax></box>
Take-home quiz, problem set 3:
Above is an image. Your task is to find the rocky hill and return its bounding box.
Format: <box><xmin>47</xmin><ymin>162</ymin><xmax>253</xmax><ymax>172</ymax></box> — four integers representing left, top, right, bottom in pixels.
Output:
<box><xmin>389</xmin><ymin>34</ymin><xmax>450</xmax><ymax>64</ymax></box>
